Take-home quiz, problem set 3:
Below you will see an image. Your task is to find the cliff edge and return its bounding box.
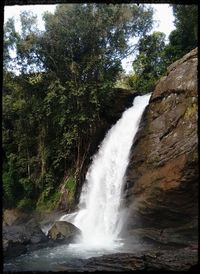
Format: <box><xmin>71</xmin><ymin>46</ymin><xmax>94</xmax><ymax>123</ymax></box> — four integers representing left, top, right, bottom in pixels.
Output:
<box><xmin>124</xmin><ymin>48</ymin><xmax>198</xmax><ymax>247</ymax></box>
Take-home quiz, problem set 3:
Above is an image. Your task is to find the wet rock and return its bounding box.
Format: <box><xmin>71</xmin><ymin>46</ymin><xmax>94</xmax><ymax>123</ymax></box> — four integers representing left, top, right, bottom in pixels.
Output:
<box><xmin>3</xmin><ymin>239</ymin><xmax>27</xmax><ymax>259</ymax></box>
<box><xmin>125</xmin><ymin>218</ymin><xmax>198</xmax><ymax>247</ymax></box>
<box><xmin>3</xmin><ymin>209</ymin><xmax>30</xmax><ymax>226</ymax></box>
<box><xmin>3</xmin><ymin>218</ymin><xmax>48</xmax><ymax>258</ymax></box>
<box><xmin>58</xmin><ymin>247</ymin><xmax>198</xmax><ymax>272</ymax></box>
<box><xmin>36</xmin><ymin>210</ymin><xmax>64</xmax><ymax>235</ymax></box>
<box><xmin>124</xmin><ymin>48</ymin><xmax>198</xmax><ymax>246</ymax></box>
<box><xmin>25</xmin><ymin>218</ymin><xmax>48</xmax><ymax>244</ymax></box>
<box><xmin>3</xmin><ymin>215</ymin><xmax>82</xmax><ymax>259</ymax></box>
<box><xmin>47</xmin><ymin>221</ymin><xmax>81</xmax><ymax>243</ymax></box>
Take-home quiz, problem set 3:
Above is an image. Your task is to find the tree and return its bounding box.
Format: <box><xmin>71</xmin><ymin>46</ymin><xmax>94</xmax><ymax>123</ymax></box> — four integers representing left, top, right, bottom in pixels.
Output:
<box><xmin>125</xmin><ymin>5</ymin><xmax>198</xmax><ymax>95</ymax></box>
<box><xmin>3</xmin><ymin>3</ymin><xmax>154</xmax><ymax>210</ymax></box>
<box><xmin>164</xmin><ymin>5</ymin><xmax>198</xmax><ymax>64</ymax></box>
<box><xmin>3</xmin><ymin>18</ymin><xmax>20</xmax><ymax>71</ymax></box>
<box><xmin>128</xmin><ymin>32</ymin><xmax>167</xmax><ymax>93</ymax></box>
<box><xmin>39</xmin><ymin>4</ymin><xmax>153</xmax><ymax>84</ymax></box>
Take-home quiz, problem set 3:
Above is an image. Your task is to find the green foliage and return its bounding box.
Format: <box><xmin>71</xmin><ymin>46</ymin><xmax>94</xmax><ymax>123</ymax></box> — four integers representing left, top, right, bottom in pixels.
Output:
<box><xmin>4</xmin><ymin>4</ymin><xmax>197</xmax><ymax>213</ymax></box>
<box><xmin>35</xmin><ymin>173</ymin><xmax>60</xmax><ymax>212</ymax></box>
<box><xmin>123</xmin><ymin>5</ymin><xmax>198</xmax><ymax>94</ymax></box>
<box><xmin>17</xmin><ymin>198</ymin><xmax>34</xmax><ymax>211</ymax></box>
<box><xmin>3</xmin><ymin>155</ymin><xmax>23</xmax><ymax>208</ymax></box>
<box><xmin>64</xmin><ymin>176</ymin><xmax>76</xmax><ymax>205</ymax></box>
<box><xmin>164</xmin><ymin>5</ymin><xmax>198</xmax><ymax>64</ymax></box>
<box><xmin>3</xmin><ymin>18</ymin><xmax>20</xmax><ymax>71</ymax></box>
<box><xmin>127</xmin><ymin>32</ymin><xmax>167</xmax><ymax>94</ymax></box>
<box><xmin>122</xmin><ymin>5</ymin><xmax>198</xmax><ymax>95</ymax></box>
<box><xmin>3</xmin><ymin>4</ymin><xmax>154</xmax><ymax>211</ymax></box>
<box><xmin>36</xmin><ymin>188</ymin><xmax>61</xmax><ymax>213</ymax></box>
<box><xmin>115</xmin><ymin>72</ymin><xmax>133</xmax><ymax>90</ymax></box>
<box><xmin>65</xmin><ymin>176</ymin><xmax>76</xmax><ymax>193</ymax></box>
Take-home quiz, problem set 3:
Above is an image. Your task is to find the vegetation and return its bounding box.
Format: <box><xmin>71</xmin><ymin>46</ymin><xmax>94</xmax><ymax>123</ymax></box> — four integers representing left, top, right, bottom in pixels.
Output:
<box><xmin>3</xmin><ymin>3</ymin><xmax>153</xmax><ymax>211</ymax></box>
<box><xmin>126</xmin><ymin>31</ymin><xmax>167</xmax><ymax>93</ymax></box>
<box><xmin>3</xmin><ymin>4</ymin><xmax>198</xmax><ymax>212</ymax></box>
<box><xmin>123</xmin><ymin>4</ymin><xmax>198</xmax><ymax>94</ymax></box>
<box><xmin>164</xmin><ymin>5</ymin><xmax>198</xmax><ymax>65</ymax></box>
<box><xmin>64</xmin><ymin>176</ymin><xmax>76</xmax><ymax>205</ymax></box>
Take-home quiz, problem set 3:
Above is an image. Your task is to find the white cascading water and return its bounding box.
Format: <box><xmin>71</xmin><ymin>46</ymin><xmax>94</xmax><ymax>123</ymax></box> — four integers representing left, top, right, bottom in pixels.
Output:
<box><xmin>61</xmin><ymin>93</ymin><xmax>151</xmax><ymax>248</ymax></box>
<box><xmin>4</xmin><ymin>95</ymin><xmax>151</xmax><ymax>272</ymax></box>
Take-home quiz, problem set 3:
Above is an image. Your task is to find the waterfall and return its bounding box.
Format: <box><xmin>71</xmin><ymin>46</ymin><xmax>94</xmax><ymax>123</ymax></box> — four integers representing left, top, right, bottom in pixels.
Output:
<box><xmin>61</xmin><ymin>93</ymin><xmax>151</xmax><ymax>248</ymax></box>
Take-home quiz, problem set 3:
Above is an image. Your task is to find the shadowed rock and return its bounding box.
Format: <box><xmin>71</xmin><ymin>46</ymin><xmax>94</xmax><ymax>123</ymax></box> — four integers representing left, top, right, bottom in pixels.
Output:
<box><xmin>57</xmin><ymin>247</ymin><xmax>198</xmax><ymax>272</ymax></box>
<box><xmin>3</xmin><ymin>218</ymin><xmax>48</xmax><ymax>258</ymax></box>
<box><xmin>123</xmin><ymin>48</ymin><xmax>198</xmax><ymax>247</ymax></box>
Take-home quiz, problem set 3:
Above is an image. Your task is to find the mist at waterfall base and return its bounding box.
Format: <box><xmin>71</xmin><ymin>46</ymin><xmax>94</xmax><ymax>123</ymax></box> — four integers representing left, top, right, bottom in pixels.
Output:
<box><xmin>4</xmin><ymin>94</ymin><xmax>151</xmax><ymax>272</ymax></box>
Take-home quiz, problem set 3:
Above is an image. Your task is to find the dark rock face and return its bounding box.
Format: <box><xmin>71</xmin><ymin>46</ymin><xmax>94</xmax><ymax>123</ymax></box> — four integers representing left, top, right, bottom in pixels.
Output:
<box><xmin>101</xmin><ymin>88</ymin><xmax>137</xmax><ymax>124</ymax></box>
<box><xmin>57</xmin><ymin>247</ymin><xmax>198</xmax><ymax>272</ymax></box>
<box><xmin>3</xmin><ymin>218</ymin><xmax>48</xmax><ymax>258</ymax></box>
<box><xmin>123</xmin><ymin>48</ymin><xmax>198</xmax><ymax>246</ymax></box>
<box><xmin>3</xmin><ymin>218</ymin><xmax>81</xmax><ymax>259</ymax></box>
<box><xmin>47</xmin><ymin>221</ymin><xmax>81</xmax><ymax>242</ymax></box>
<box><xmin>83</xmin><ymin>249</ymin><xmax>198</xmax><ymax>272</ymax></box>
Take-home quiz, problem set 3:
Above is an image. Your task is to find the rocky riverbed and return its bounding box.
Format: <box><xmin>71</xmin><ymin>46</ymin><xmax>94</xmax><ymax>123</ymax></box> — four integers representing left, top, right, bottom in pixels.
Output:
<box><xmin>76</xmin><ymin>247</ymin><xmax>198</xmax><ymax>272</ymax></box>
<box><xmin>4</xmin><ymin>241</ymin><xmax>198</xmax><ymax>272</ymax></box>
<box><xmin>3</xmin><ymin>48</ymin><xmax>198</xmax><ymax>273</ymax></box>
<box><xmin>3</xmin><ymin>210</ymin><xmax>198</xmax><ymax>272</ymax></box>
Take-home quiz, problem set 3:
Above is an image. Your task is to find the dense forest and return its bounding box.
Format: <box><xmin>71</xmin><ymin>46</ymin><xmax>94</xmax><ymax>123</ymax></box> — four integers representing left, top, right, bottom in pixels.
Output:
<box><xmin>3</xmin><ymin>4</ymin><xmax>198</xmax><ymax>213</ymax></box>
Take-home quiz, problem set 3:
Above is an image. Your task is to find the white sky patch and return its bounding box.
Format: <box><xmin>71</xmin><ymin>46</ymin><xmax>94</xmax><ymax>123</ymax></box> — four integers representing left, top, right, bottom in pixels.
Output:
<box><xmin>4</xmin><ymin>5</ymin><xmax>57</xmax><ymax>75</ymax></box>
<box><xmin>4</xmin><ymin>4</ymin><xmax>175</xmax><ymax>74</ymax></box>
<box><xmin>4</xmin><ymin>4</ymin><xmax>57</xmax><ymax>31</ymax></box>
<box><xmin>151</xmin><ymin>4</ymin><xmax>175</xmax><ymax>38</ymax></box>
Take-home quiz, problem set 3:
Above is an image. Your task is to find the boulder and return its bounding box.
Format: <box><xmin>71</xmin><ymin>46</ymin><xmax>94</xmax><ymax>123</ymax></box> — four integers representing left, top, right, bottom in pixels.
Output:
<box><xmin>123</xmin><ymin>48</ymin><xmax>198</xmax><ymax>246</ymax></box>
<box><xmin>47</xmin><ymin>221</ymin><xmax>81</xmax><ymax>243</ymax></box>
<box><xmin>3</xmin><ymin>216</ymin><xmax>81</xmax><ymax>259</ymax></box>
<box><xmin>25</xmin><ymin>218</ymin><xmax>48</xmax><ymax>244</ymax></box>
<box><xmin>3</xmin><ymin>209</ymin><xmax>30</xmax><ymax>226</ymax></box>
<box><xmin>3</xmin><ymin>218</ymin><xmax>48</xmax><ymax>258</ymax></box>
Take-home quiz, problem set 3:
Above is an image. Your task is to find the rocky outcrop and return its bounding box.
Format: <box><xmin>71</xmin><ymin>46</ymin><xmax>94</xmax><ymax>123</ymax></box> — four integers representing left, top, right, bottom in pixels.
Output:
<box><xmin>52</xmin><ymin>246</ymin><xmax>198</xmax><ymax>272</ymax></box>
<box><xmin>123</xmin><ymin>48</ymin><xmax>198</xmax><ymax>246</ymax></box>
<box><xmin>81</xmin><ymin>248</ymin><xmax>198</xmax><ymax>272</ymax></box>
<box><xmin>3</xmin><ymin>217</ymin><xmax>81</xmax><ymax>259</ymax></box>
<box><xmin>3</xmin><ymin>209</ymin><xmax>30</xmax><ymax>226</ymax></box>
<box><xmin>3</xmin><ymin>218</ymin><xmax>48</xmax><ymax>258</ymax></box>
<box><xmin>101</xmin><ymin>88</ymin><xmax>137</xmax><ymax>124</ymax></box>
<box><xmin>47</xmin><ymin>221</ymin><xmax>81</xmax><ymax>242</ymax></box>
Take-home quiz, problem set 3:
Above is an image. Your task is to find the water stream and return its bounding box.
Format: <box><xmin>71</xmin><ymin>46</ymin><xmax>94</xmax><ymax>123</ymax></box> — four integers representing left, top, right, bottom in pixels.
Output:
<box><xmin>4</xmin><ymin>93</ymin><xmax>151</xmax><ymax>272</ymax></box>
<box><xmin>61</xmin><ymin>93</ymin><xmax>151</xmax><ymax>247</ymax></box>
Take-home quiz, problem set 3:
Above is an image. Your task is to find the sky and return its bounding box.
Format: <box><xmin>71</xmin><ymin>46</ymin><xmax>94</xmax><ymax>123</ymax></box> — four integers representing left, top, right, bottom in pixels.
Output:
<box><xmin>122</xmin><ymin>4</ymin><xmax>175</xmax><ymax>73</ymax></box>
<box><xmin>4</xmin><ymin>4</ymin><xmax>175</xmax><ymax>74</ymax></box>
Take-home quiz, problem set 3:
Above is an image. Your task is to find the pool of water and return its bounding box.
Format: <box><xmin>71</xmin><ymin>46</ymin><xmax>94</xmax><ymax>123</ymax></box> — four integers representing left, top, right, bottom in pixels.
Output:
<box><xmin>4</xmin><ymin>240</ymin><xmax>126</xmax><ymax>272</ymax></box>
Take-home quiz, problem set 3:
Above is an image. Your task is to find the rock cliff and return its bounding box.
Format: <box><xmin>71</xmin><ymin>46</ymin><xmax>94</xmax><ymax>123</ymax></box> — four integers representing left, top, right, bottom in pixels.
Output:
<box><xmin>123</xmin><ymin>48</ymin><xmax>198</xmax><ymax>246</ymax></box>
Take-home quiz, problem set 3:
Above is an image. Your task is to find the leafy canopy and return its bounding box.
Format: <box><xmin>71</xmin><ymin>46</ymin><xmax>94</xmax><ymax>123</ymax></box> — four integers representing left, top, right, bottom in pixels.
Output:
<box><xmin>164</xmin><ymin>4</ymin><xmax>198</xmax><ymax>64</ymax></box>
<box><xmin>125</xmin><ymin>32</ymin><xmax>167</xmax><ymax>93</ymax></box>
<box><xmin>3</xmin><ymin>3</ymin><xmax>154</xmax><ymax>210</ymax></box>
